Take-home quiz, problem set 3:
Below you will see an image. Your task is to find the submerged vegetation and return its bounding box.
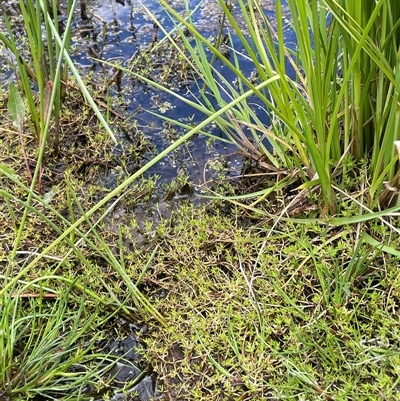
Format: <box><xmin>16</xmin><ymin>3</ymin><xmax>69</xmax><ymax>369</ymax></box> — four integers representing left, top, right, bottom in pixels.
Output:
<box><xmin>0</xmin><ymin>0</ymin><xmax>400</xmax><ymax>400</ymax></box>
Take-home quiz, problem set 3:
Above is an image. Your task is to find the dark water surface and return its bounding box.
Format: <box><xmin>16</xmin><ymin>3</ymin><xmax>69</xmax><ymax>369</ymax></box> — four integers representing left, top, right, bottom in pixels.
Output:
<box><xmin>59</xmin><ymin>0</ymin><xmax>294</xmax><ymax>249</ymax></box>
<box><xmin>0</xmin><ymin>0</ymin><xmax>294</xmax><ymax>197</ymax></box>
<box><xmin>73</xmin><ymin>0</ymin><xmax>244</xmax><ymax>190</ymax></box>
<box><xmin>71</xmin><ymin>0</ymin><xmax>293</xmax><ymax>193</ymax></box>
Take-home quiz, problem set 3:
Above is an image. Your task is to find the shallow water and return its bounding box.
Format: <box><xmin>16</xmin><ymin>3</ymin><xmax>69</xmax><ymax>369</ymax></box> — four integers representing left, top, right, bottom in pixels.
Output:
<box><xmin>71</xmin><ymin>0</ymin><xmax>294</xmax><ymax>192</ymax></box>
<box><xmin>0</xmin><ymin>0</ymin><xmax>294</xmax><ymax>194</ymax></box>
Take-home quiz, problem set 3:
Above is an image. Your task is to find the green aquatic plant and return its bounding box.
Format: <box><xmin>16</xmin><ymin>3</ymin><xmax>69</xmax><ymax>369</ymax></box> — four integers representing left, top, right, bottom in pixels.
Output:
<box><xmin>141</xmin><ymin>203</ymin><xmax>400</xmax><ymax>400</ymax></box>
<box><xmin>0</xmin><ymin>0</ymin><xmax>117</xmax><ymax>150</ymax></box>
<box><xmin>133</xmin><ymin>0</ymin><xmax>400</xmax><ymax>214</ymax></box>
<box><xmin>0</xmin><ymin>0</ymin><xmax>70</xmax><ymax>147</ymax></box>
<box><xmin>0</xmin><ymin>162</ymin><xmax>165</xmax><ymax>324</ymax></box>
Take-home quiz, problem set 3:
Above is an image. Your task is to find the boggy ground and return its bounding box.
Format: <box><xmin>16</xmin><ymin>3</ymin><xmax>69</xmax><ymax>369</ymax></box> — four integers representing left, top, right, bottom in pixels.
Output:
<box><xmin>1</xmin><ymin>10</ymin><xmax>400</xmax><ymax>401</ymax></box>
<box><xmin>1</xmin><ymin>80</ymin><xmax>400</xmax><ymax>400</ymax></box>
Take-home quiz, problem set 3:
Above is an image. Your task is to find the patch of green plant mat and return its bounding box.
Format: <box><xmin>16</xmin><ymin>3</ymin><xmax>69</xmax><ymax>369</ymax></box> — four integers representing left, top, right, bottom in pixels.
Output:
<box><xmin>133</xmin><ymin>202</ymin><xmax>400</xmax><ymax>400</ymax></box>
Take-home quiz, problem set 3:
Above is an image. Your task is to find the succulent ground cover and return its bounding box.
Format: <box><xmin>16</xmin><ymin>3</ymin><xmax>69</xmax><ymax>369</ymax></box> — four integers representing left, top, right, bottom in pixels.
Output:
<box><xmin>133</xmin><ymin>201</ymin><xmax>399</xmax><ymax>400</ymax></box>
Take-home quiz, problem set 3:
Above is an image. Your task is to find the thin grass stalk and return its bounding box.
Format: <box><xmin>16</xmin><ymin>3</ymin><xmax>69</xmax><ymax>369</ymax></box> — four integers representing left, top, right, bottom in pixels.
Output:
<box><xmin>61</xmin><ymin>0</ymin><xmax>74</xmax><ymax>100</ymax></box>
<box><xmin>346</xmin><ymin>0</ymin><xmax>364</xmax><ymax>158</ymax></box>
<box><xmin>371</xmin><ymin>71</ymin><xmax>400</xmax><ymax>202</ymax></box>
<box><xmin>0</xmin><ymin>286</ymin><xmax>15</xmax><ymax>391</ymax></box>
<box><xmin>10</xmin><ymin>0</ymin><xmax>79</xmax><ymax>262</ymax></box>
<box><xmin>323</xmin><ymin>18</ymin><xmax>342</xmax><ymax>161</ymax></box>
<box><xmin>65</xmin><ymin>180</ymin><xmax>166</xmax><ymax>324</ymax></box>
<box><xmin>45</xmin><ymin>0</ymin><xmax>62</xmax><ymax>148</ymax></box>
<box><xmin>286</xmin><ymin>0</ymin><xmax>338</xmax><ymax>211</ymax></box>
<box><xmin>0</xmin><ymin>185</ymin><xmax>138</xmax><ymax>319</ymax></box>
<box><xmin>246</xmin><ymin>3</ymin><xmax>302</xmax><ymax>167</ymax></box>
<box><xmin>222</xmin><ymin>9</ymin><xmax>286</xmax><ymax>162</ymax></box>
<box><xmin>221</xmin><ymin>0</ymin><xmax>301</xmax><ymax>127</ymax></box>
<box><xmin>47</xmin><ymin>17</ymin><xmax>117</xmax><ymax>143</ymax></box>
<box><xmin>1</xmin><ymin>279</ymin><xmax>120</xmax><ymax>397</ymax></box>
<box><xmin>332</xmin><ymin>238</ymin><xmax>371</xmax><ymax>307</ymax></box>
<box><xmin>20</xmin><ymin>0</ymin><xmax>47</xmax><ymax>138</ymax></box>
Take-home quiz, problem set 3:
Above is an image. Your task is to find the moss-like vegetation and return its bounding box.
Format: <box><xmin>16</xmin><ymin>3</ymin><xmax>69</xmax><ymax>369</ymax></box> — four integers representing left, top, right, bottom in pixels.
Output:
<box><xmin>115</xmin><ymin>203</ymin><xmax>400</xmax><ymax>400</ymax></box>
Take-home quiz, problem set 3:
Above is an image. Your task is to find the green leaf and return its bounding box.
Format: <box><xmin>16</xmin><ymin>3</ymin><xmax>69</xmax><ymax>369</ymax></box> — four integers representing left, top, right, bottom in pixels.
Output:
<box><xmin>362</xmin><ymin>232</ymin><xmax>400</xmax><ymax>257</ymax></box>
<box><xmin>0</xmin><ymin>163</ymin><xmax>18</xmax><ymax>179</ymax></box>
<box><xmin>42</xmin><ymin>186</ymin><xmax>58</xmax><ymax>204</ymax></box>
<box><xmin>7</xmin><ymin>82</ymin><xmax>25</xmax><ymax>130</ymax></box>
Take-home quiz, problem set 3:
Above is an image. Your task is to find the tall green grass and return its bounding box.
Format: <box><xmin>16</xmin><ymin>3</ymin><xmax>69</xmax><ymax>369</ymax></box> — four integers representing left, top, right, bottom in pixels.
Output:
<box><xmin>1</xmin><ymin>0</ymin><xmax>69</xmax><ymax>146</ymax></box>
<box><xmin>134</xmin><ymin>0</ymin><xmax>400</xmax><ymax>214</ymax></box>
<box><xmin>0</xmin><ymin>0</ymin><xmax>117</xmax><ymax>149</ymax></box>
